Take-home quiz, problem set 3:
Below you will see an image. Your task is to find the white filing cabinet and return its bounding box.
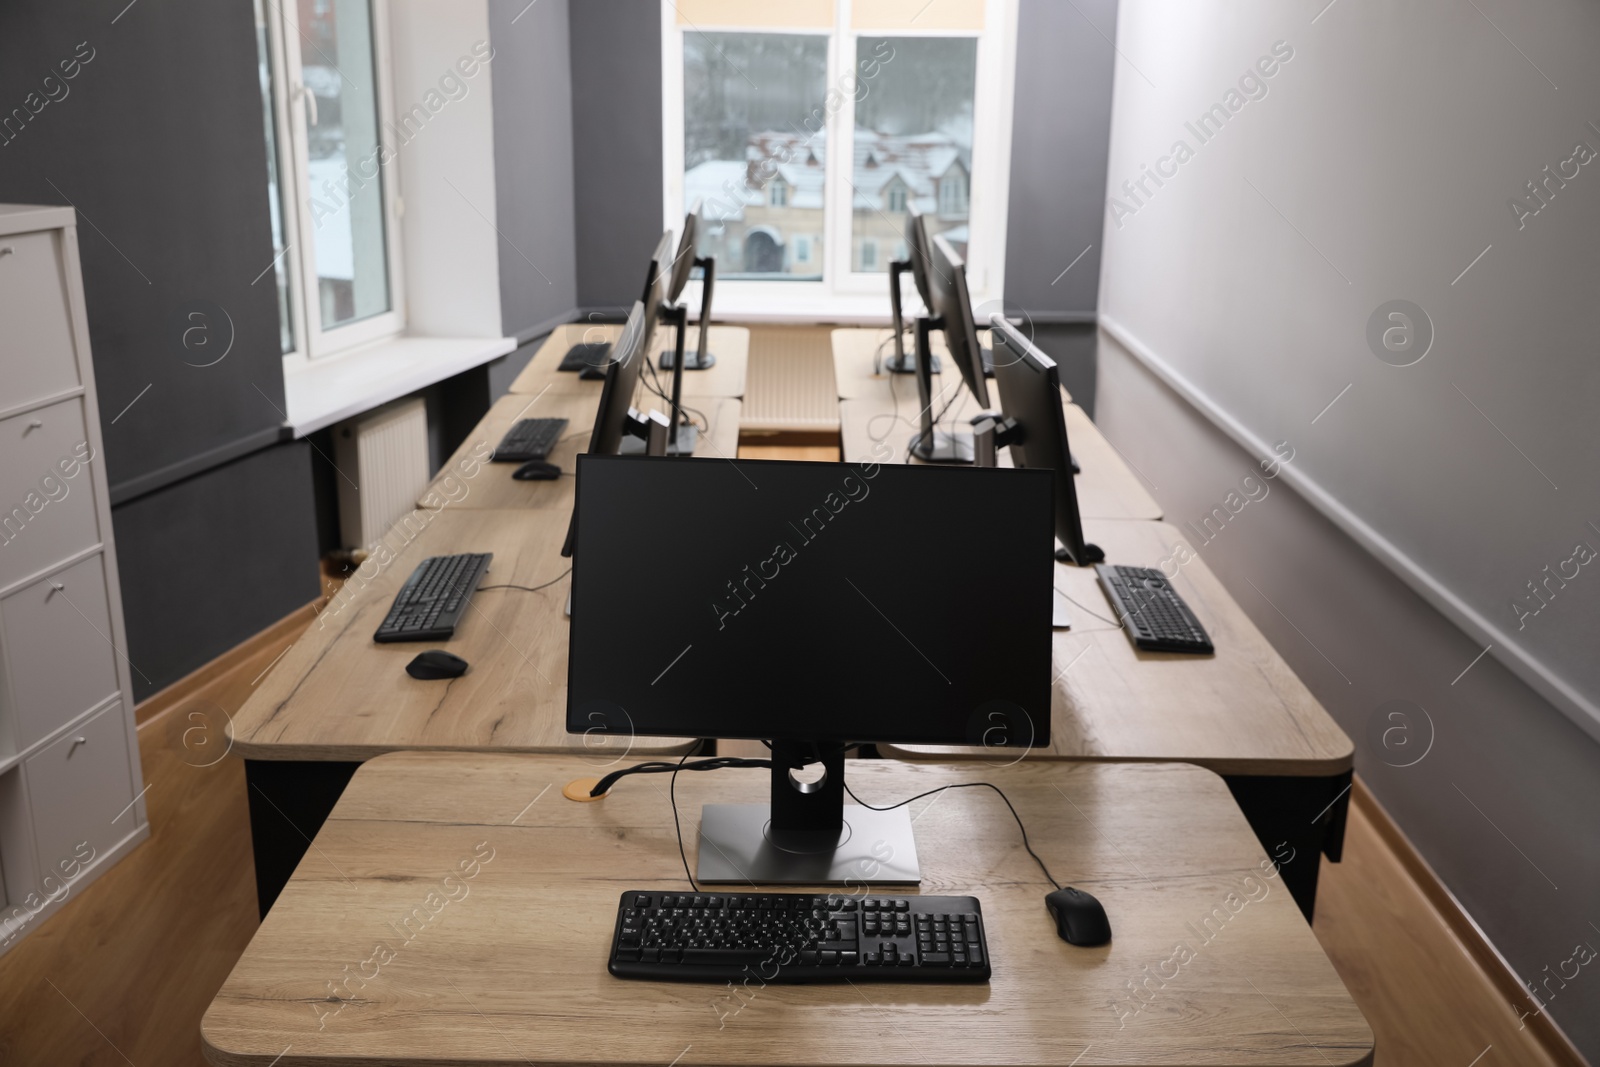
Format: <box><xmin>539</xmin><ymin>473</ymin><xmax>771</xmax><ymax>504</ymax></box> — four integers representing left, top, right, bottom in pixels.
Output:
<box><xmin>0</xmin><ymin>204</ymin><xmax>148</xmax><ymax>956</ymax></box>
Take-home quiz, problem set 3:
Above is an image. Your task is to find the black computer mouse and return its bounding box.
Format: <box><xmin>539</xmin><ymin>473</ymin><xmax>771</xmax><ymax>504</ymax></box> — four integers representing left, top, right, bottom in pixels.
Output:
<box><xmin>406</xmin><ymin>650</ymin><xmax>468</xmax><ymax>680</ymax></box>
<box><xmin>513</xmin><ymin>461</ymin><xmax>561</xmax><ymax>481</ymax></box>
<box><xmin>1045</xmin><ymin>886</ymin><xmax>1111</xmax><ymax>946</ymax></box>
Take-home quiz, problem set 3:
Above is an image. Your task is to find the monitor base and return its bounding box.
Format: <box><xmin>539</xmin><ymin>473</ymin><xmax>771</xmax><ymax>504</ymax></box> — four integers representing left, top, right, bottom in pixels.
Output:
<box><xmin>660</xmin><ymin>349</ymin><xmax>716</xmax><ymax>371</ymax></box>
<box><xmin>1054</xmin><ymin>542</ymin><xmax>1105</xmax><ymax>566</ymax></box>
<box><xmin>696</xmin><ymin>803</ymin><xmax>922</xmax><ymax>885</ymax></box>
<box><xmin>883</xmin><ymin>351</ymin><xmax>942</xmax><ymax>376</ymax></box>
<box><xmin>909</xmin><ymin>430</ymin><xmax>974</xmax><ymax>465</ymax></box>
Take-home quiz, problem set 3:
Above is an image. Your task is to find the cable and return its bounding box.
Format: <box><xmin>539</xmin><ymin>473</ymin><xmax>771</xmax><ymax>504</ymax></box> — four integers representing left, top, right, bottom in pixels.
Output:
<box><xmin>842</xmin><ymin>780</ymin><xmax>1062</xmax><ymax>890</ymax></box>
<box><xmin>477</xmin><ymin>567</ymin><xmax>572</xmax><ymax>595</ymax></box>
<box><xmin>670</xmin><ymin>753</ymin><xmax>697</xmax><ymax>892</ymax></box>
<box><xmin>1054</xmin><ymin>585</ymin><xmax>1123</xmax><ymax>629</ymax></box>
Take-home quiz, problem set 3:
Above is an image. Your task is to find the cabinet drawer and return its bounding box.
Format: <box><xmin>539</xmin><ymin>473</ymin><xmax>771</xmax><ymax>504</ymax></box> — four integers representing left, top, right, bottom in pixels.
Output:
<box><xmin>0</xmin><ymin>396</ymin><xmax>101</xmax><ymax>590</ymax></box>
<box><xmin>26</xmin><ymin>701</ymin><xmax>134</xmax><ymax>878</ymax></box>
<box><xmin>0</xmin><ymin>229</ymin><xmax>80</xmax><ymax>413</ymax></box>
<box><xmin>1</xmin><ymin>555</ymin><xmax>120</xmax><ymax>752</ymax></box>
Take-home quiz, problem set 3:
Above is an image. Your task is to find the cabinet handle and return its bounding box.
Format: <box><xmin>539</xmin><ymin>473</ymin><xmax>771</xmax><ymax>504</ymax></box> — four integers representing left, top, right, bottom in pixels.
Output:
<box><xmin>69</xmin><ymin>736</ymin><xmax>88</xmax><ymax>755</ymax></box>
<box><xmin>24</xmin><ymin>419</ymin><xmax>43</xmax><ymax>436</ymax></box>
<box><xmin>0</xmin><ymin>245</ymin><xmax>13</xmax><ymax>257</ymax></box>
<box><xmin>46</xmin><ymin>582</ymin><xmax>65</xmax><ymax>601</ymax></box>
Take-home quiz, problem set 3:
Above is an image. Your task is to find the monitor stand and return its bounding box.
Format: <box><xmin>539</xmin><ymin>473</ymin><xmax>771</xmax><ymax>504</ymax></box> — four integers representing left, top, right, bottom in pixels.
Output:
<box><xmin>906</xmin><ymin>315</ymin><xmax>972</xmax><ymax>465</ymax></box>
<box><xmin>696</xmin><ymin>741</ymin><xmax>921</xmax><ymax>885</ymax></box>
<box><xmin>659</xmin><ymin>255</ymin><xmax>719</xmax><ymax>370</ymax></box>
<box><xmin>883</xmin><ymin>259</ymin><xmax>941</xmax><ymax>375</ymax></box>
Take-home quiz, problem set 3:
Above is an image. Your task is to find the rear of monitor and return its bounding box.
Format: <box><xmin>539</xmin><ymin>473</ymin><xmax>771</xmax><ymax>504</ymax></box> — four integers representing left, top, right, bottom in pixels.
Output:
<box><xmin>885</xmin><ymin>205</ymin><xmax>941</xmax><ymax>376</ymax></box>
<box><xmin>567</xmin><ymin>455</ymin><xmax>1054</xmax><ymax>883</ymax></box>
<box><xmin>661</xmin><ymin>202</ymin><xmax>719</xmax><ymax>373</ymax></box>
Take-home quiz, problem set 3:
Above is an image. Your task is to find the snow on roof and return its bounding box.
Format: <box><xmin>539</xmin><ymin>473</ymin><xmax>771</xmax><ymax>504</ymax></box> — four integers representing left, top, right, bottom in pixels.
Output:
<box><xmin>687</xmin><ymin>129</ymin><xmax>971</xmax><ymax>221</ymax></box>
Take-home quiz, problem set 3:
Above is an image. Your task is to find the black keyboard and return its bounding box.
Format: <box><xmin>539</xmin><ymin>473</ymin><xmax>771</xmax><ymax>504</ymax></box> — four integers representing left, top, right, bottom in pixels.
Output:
<box><xmin>608</xmin><ymin>891</ymin><xmax>990</xmax><ymax>983</ymax></box>
<box><xmin>491</xmin><ymin>417</ymin><xmax>568</xmax><ymax>462</ymax></box>
<box><xmin>373</xmin><ymin>553</ymin><xmax>492</xmax><ymax>643</ymax></box>
<box><xmin>1095</xmin><ymin>564</ymin><xmax>1214</xmax><ymax>654</ymax></box>
<box><xmin>558</xmin><ymin>341</ymin><xmax>613</xmax><ymax>377</ymax></box>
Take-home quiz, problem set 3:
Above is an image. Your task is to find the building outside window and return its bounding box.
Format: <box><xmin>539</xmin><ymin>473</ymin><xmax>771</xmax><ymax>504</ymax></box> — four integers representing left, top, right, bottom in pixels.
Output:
<box><xmin>663</xmin><ymin>0</ymin><xmax>1017</xmax><ymax>312</ymax></box>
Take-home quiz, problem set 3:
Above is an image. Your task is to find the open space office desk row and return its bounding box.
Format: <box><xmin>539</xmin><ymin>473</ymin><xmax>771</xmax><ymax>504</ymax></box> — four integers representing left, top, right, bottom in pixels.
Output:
<box><xmin>212</xmin><ymin>320</ymin><xmax>1368</xmax><ymax>1066</ymax></box>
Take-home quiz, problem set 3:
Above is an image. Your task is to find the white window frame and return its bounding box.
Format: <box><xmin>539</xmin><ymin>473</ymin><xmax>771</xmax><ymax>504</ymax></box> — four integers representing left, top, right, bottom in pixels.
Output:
<box><xmin>260</xmin><ymin>0</ymin><xmax>407</xmax><ymax>363</ymax></box>
<box><xmin>661</xmin><ymin>0</ymin><xmax>1017</xmax><ymax>319</ymax></box>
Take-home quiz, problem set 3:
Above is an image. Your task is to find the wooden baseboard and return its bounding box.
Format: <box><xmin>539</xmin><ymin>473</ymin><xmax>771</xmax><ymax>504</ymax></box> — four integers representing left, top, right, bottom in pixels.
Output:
<box><xmin>133</xmin><ymin>598</ymin><xmax>323</xmax><ymax>726</ymax></box>
<box><xmin>1352</xmin><ymin>778</ymin><xmax>1586</xmax><ymax>1065</ymax></box>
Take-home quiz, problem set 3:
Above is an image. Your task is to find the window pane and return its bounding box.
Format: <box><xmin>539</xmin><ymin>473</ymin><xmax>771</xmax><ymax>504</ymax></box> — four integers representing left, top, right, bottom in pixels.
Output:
<box><xmin>297</xmin><ymin>0</ymin><xmax>390</xmax><ymax>329</ymax></box>
<box><xmin>254</xmin><ymin>0</ymin><xmax>293</xmax><ymax>354</ymax></box>
<box><xmin>851</xmin><ymin>37</ymin><xmax>977</xmax><ymax>274</ymax></box>
<box><xmin>683</xmin><ymin>33</ymin><xmax>828</xmax><ymax>280</ymax></box>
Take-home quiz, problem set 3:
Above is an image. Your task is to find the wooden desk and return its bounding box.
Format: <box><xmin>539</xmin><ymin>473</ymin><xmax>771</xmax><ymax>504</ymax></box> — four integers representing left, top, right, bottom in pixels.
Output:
<box><xmin>831</xmin><ymin>325</ymin><xmax>1072</xmax><ymax>403</ymax></box>
<box><xmin>229</xmin><ymin>508</ymin><xmax>695</xmax><ymax>913</ymax></box>
<box><xmin>202</xmin><ymin>753</ymin><xmax>1373</xmax><ymax>1067</ymax></box>
<box><xmin>839</xmin><ymin>397</ymin><xmax>1163</xmax><ymax>521</ymax></box>
<box><xmin>882</xmin><ymin>518</ymin><xmax>1354</xmax><ymax>919</ymax></box>
<box><xmin>421</xmin><ymin>392</ymin><xmax>743</xmax><ymax>511</ymax></box>
<box><xmin>512</xmin><ymin>322</ymin><xmax>748</xmax><ymax>399</ymax></box>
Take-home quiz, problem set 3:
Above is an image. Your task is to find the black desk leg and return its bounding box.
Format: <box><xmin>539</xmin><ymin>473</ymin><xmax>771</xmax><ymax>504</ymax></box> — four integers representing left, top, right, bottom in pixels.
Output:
<box><xmin>244</xmin><ymin>759</ymin><xmax>361</xmax><ymax>919</ymax></box>
<box><xmin>1222</xmin><ymin>770</ymin><xmax>1353</xmax><ymax>924</ymax></box>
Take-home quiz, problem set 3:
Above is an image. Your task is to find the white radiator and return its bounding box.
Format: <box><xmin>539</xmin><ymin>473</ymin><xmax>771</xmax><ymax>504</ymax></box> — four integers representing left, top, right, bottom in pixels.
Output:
<box><xmin>333</xmin><ymin>398</ymin><xmax>431</xmax><ymax>550</ymax></box>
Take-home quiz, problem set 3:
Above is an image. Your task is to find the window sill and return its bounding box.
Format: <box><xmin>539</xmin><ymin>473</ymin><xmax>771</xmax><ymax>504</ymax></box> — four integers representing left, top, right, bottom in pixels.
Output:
<box><xmin>282</xmin><ymin>334</ymin><xmax>516</xmax><ymax>438</ymax></box>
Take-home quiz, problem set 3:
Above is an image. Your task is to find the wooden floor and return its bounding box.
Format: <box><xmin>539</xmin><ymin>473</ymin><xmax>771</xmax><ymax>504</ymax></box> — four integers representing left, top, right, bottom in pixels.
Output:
<box><xmin>0</xmin><ymin>446</ymin><xmax>1579</xmax><ymax>1066</ymax></box>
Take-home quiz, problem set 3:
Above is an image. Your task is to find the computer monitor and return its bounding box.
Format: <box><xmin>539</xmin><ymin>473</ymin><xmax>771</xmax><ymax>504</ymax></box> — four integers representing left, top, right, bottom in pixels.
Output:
<box><xmin>884</xmin><ymin>205</ymin><xmax>940</xmax><ymax>376</ymax></box>
<box><xmin>568</xmin><ymin>454</ymin><xmax>1053</xmax><ymax>883</ymax></box>
<box><xmin>639</xmin><ymin>230</ymin><xmax>698</xmax><ymax>457</ymax></box>
<box><xmin>559</xmin><ymin>299</ymin><xmax>660</xmax><ymax>558</ymax></box>
<box><xmin>988</xmin><ymin>316</ymin><xmax>1104</xmax><ymax>566</ymax></box>
<box><xmin>904</xmin><ymin>234</ymin><xmax>991</xmax><ymax>464</ymax></box>
<box><xmin>660</xmin><ymin>200</ymin><xmax>719</xmax><ymax>373</ymax></box>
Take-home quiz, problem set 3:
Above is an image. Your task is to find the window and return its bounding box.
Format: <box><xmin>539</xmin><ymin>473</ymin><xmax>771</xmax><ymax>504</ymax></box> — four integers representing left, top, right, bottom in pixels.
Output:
<box><xmin>254</xmin><ymin>0</ymin><xmax>404</xmax><ymax>360</ymax></box>
<box><xmin>663</xmin><ymin>0</ymin><xmax>1016</xmax><ymax>310</ymax></box>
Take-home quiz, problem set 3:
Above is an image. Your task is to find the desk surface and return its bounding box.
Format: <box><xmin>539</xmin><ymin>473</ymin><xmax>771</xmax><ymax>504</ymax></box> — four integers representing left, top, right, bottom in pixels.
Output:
<box><xmin>839</xmin><ymin>396</ymin><xmax>1163</xmax><ymax>522</ymax></box>
<box><xmin>201</xmin><ymin>753</ymin><xmax>1372</xmax><ymax>1067</ymax></box>
<box><xmin>884</xmin><ymin>519</ymin><xmax>1354</xmax><ymax>777</ymax></box>
<box><xmin>832</xmin><ymin>326</ymin><xmax>1072</xmax><ymax>403</ymax></box>
<box><xmin>422</xmin><ymin>392</ymin><xmax>743</xmax><ymax>511</ymax></box>
<box><xmin>512</xmin><ymin>322</ymin><xmax>748</xmax><ymax>399</ymax></box>
<box><xmin>227</xmin><ymin>508</ymin><xmax>694</xmax><ymax>762</ymax></box>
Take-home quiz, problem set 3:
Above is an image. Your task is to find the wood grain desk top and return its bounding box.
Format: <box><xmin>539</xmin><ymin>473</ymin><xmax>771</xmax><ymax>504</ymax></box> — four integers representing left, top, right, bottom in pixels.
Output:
<box><xmin>511</xmin><ymin>322</ymin><xmax>748</xmax><ymax>399</ymax></box>
<box><xmin>883</xmin><ymin>519</ymin><xmax>1354</xmax><ymax>777</ymax></box>
<box><xmin>201</xmin><ymin>753</ymin><xmax>1372</xmax><ymax>1067</ymax></box>
<box><xmin>420</xmin><ymin>392</ymin><xmax>743</xmax><ymax>511</ymax></box>
<box><xmin>831</xmin><ymin>325</ymin><xmax>1072</xmax><ymax>403</ymax></box>
<box><xmin>227</xmin><ymin>508</ymin><xmax>694</xmax><ymax>762</ymax></box>
<box><xmin>839</xmin><ymin>396</ymin><xmax>1163</xmax><ymax>522</ymax></box>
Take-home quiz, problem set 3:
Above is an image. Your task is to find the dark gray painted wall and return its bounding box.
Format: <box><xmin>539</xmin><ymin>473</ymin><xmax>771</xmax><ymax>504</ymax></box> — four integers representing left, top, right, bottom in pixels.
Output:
<box><xmin>0</xmin><ymin>1</ymin><xmax>320</xmax><ymax>697</ymax></box>
<box><xmin>489</xmin><ymin>0</ymin><xmax>579</xmax><ymax>342</ymax></box>
<box><xmin>112</xmin><ymin>442</ymin><xmax>320</xmax><ymax>702</ymax></box>
<box><xmin>568</xmin><ymin>0</ymin><xmax>663</xmax><ymax>310</ymax></box>
<box><xmin>1095</xmin><ymin>332</ymin><xmax>1600</xmax><ymax>1058</ymax></box>
<box><xmin>0</xmin><ymin>0</ymin><xmax>288</xmax><ymax>495</ymax></box>
<box><xmin>1002</xmin><ymin>0</ymin><xmax>1116</xmax><ymax>319</ymax></box>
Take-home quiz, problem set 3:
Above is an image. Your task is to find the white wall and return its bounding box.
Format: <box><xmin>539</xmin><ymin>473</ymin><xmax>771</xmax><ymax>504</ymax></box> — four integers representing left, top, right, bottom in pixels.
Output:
<box><xmin>1098</xmin><ymin>0</ymin><xmax>1600</xmax><ymax>741</ymax></box>
<box><xmin>1095</xmin><ymin>0</ymin><xmax>1600</xmax><ymax>1055</ymax></box>
<box><xmin>389</xmin><ymin>0</ymin><xmax>504</xmax><ymax>337</ymax></box>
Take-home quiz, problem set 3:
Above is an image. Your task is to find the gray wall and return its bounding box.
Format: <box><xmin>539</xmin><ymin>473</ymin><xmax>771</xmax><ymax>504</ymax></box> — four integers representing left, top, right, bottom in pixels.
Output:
<box><xmin>0</xmin><ymin>0</ymin><xmax>321</xmax><ymax>697</ymax></box>
<box><xmin>1097</xmin><ymin>331</ymin><xmax>1600</xmax><ymax>1058</ymax></box>
<box><xmin>489</xmin><ymin>0</ymin><xmax>580</xmax><ymax>342</ymax></box>
<box><xmin>1002</xmin><ymin>0</ymin><xmax>1117</xmax><ymax>320</ymax></box>
<box><xmin>569</xmin><ymin>0</ymin><xmax>663</xmax><ymax>313</ymax></box>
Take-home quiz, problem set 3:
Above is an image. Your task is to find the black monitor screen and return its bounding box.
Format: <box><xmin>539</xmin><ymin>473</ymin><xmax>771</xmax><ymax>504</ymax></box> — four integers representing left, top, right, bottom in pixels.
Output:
<box><xmin>667</xmin><ymin>205</ymin><xmax>700</xmax><ymax>303</ymax></box>
<box><xmin>568</xmin><ymin>455</ymin><xmax>1053</xmax><ymax>748</ymax></box>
